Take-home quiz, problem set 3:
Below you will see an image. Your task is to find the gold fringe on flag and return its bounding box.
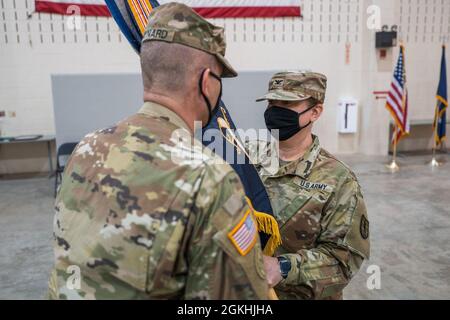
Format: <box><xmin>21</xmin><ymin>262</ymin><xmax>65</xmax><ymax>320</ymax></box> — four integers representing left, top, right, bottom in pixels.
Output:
<box><xmin>245</xmin><ymin>197</ymin><xmax>282</xmax><ymax>256</ymax></box>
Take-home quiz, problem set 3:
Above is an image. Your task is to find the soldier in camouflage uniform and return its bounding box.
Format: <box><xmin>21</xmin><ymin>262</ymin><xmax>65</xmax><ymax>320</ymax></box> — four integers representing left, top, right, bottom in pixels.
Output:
<box><xmin>248</xmin><ymin>71</ymin><xmax>370</xmax><ymax>300</ymax></box>
<box><xmin>47</xmin><ymin>2</ymin><xmax>268</xmax><ymax>300</ymax></box>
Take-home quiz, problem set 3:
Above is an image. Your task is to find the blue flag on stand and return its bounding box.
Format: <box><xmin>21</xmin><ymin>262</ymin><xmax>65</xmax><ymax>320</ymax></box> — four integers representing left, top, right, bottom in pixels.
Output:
<box><xmin>434</xmin><ymin>45</ymin><xmax>448</xmax><ymax>146</ymax></box>
<box><xmin>104</xmin><ymin>0</ymin><xmax>280</xmax><ymax>255</ymax></box>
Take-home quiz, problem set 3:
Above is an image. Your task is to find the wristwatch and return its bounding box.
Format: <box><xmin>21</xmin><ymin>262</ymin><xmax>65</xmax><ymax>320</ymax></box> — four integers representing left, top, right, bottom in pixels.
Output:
<box><xmin>277</xmin><ymin>256</ymin><xmax>292</xmax><ymax>279</ymax></box>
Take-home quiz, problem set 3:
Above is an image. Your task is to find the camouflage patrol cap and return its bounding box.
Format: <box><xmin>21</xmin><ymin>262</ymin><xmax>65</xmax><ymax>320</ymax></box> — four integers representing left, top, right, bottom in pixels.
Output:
<box><xmin>256</xmin><ymin>71</ymin><xmax>327</xmax><ymax>103</ymax></box>
<box><xmin>142</xmin><ymin>2</ymin><xmax>237</xmax><ymax>78</ymax></box>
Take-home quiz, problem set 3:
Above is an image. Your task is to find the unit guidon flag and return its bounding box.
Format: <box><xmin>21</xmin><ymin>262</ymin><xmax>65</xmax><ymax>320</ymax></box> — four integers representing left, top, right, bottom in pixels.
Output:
<box><xmin>35</xmin><ymin>0</ymin><xmax>301</xmax><ymax>18</ymax></box>
<box><xmin>433</xmin><ymin>45</ymin><xmax>448</xmax><ymax>146</ymax></box>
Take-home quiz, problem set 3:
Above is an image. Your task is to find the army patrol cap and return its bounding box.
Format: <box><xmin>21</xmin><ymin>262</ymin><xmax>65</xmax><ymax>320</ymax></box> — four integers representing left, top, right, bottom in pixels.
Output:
<box><xmin>142</xmin><ymin>2</ymin><xmax>237</xmax><ymax>78</ymax></box>
<box><xmin>256</xmin><ymin>71</ymin><xmax>327</xmax><ymax>103</ymax></box>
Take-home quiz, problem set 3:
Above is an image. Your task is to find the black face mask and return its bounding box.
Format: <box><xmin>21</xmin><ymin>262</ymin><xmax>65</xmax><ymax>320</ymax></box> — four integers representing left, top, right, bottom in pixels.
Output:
<box><xmin>199</xmin><ymin>69</ymin><xmax>222</xmax><ymax>128</ymax></box>
<box><xmin>264</xmin><ymin>105</ymin><xmax>315</xmax><ymax>141</ymax></box>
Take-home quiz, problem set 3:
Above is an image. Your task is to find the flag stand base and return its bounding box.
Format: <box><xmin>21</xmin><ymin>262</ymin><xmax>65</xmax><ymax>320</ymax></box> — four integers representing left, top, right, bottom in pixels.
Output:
<box><xmin>386</xmin><ymin>159</ymin><xmax>400</xmax><ymax>172</ymax></box>
<box><xmin>428</xmin><ymin>157</ymin><xmax>442</xmax><ymax>167</ymax></box>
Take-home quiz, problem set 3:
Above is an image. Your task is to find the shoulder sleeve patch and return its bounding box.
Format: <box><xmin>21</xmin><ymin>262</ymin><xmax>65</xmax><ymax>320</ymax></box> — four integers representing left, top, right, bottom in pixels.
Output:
<box><xmin>360</xmin><ymin>214</ymin><xmax>370</xmax><ymax>240</ymax></box>
<box><xmin>228</xmin><ymin>209</ymin><xmax>258</xmax><ymax>256</ymax></box>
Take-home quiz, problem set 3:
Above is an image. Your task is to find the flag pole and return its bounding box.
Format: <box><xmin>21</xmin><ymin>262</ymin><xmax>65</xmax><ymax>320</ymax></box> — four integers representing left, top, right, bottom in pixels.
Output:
<box><xmin>386</xmin><ymin>124</ymin><xmax>400</xmax><ymax>172</ymax></box>
<box><xmin>429</xmin><ymin>104</ymin><xmax>441</xmax><ymax>167</ymax></box>
<box><xmin>393</xmin><ymin>125</ymin><xmax>398</xmax><ymax>165</ymax></box>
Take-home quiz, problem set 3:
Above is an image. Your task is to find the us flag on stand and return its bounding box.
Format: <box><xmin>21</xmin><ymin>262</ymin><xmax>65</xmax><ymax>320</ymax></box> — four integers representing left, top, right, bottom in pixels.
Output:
<box><xmin>386</xmin><ymin>45</ymin><xmax>410</xmax><ymax>144</ymax></box>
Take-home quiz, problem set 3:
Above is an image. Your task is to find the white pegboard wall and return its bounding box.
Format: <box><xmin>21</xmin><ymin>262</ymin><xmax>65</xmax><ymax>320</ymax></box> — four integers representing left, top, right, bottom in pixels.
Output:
<box><xmin>0</xmin><ymin>0</ymin><xmax>125</xmax><ymax>47</ymax></box>
<box><xmin>1</xmin><ymin>0</ymin><xmax>365</xmax><ymax>48</ymax></box>
<box><xmin>215</xmin><ymin>0</ymin><xmax>362</xmax><ymax>45</ymax></box>
<box><xmin>2</xmin><ymin>1</ymin><xmax>449</xmax><ymax>49</ymax></box>
<box><xmin>399</xmin><ymin>0</ymin><xmax>450</xmax><ymax>44</ymax></box>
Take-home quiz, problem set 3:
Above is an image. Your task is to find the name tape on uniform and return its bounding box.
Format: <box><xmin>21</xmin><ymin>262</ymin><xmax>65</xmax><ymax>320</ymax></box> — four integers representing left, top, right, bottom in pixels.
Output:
<box><xmin>297</xmin><ymin>179</ymin><xmax>332</xmax><ymax>192</ymax></box>
<box><xmin>144</xmin><ymin>28</ymin><xmax>175</xmax><ymax>42</ymax></box>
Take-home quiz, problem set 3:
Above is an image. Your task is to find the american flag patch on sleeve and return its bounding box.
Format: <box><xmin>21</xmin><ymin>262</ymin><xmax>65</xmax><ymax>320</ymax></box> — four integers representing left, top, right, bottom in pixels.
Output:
<box><xmin>228</xmin><ymin>210</ymin><xmax>258</xmax><ymax>256</ymax></box>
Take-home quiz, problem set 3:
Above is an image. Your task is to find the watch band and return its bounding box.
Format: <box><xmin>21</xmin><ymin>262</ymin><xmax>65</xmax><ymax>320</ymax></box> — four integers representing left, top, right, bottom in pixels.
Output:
<box><xmin>277</xmin><ymin>256</ymin><xmax>292</xmax><ymax>279</ymax></box>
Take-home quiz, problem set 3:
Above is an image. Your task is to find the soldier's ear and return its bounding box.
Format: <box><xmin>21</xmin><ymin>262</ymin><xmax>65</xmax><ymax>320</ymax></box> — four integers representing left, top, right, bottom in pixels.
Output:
<box><xmin>311</xmin><ymin>104</ymin><xmax>323</xmax><ymax>122</ymax></box>
<box><xmin>200</xmin><ymin>68</ymin><xmax>212</xmax><ymax>96</ymax></box>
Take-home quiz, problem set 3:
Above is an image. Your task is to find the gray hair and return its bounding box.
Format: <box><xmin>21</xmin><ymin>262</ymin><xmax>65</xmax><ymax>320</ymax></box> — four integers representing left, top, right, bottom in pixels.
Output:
<box><xmin>140</xmin><ymin>41</ymin><xmax>218</xmax><ymax>95</ymax></box>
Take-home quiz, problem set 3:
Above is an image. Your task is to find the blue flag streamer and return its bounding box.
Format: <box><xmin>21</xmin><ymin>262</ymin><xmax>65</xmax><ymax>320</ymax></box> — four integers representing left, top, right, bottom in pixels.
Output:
<box><xmin>104</xmin><ymin>0</ymin><xmax>280</xmax><ymax>255</ymax></box>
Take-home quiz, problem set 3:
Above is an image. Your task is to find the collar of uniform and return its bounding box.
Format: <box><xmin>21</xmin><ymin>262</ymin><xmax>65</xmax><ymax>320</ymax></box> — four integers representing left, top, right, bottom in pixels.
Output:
<box><xmin>270</xmin><ymin>135</ymin><xmax>321</xmax><ymax>179</ymax></box>
<box><xmin>138</xmin><ymin>101</ymin><xmax>191</xmax><ymax>132</ymax></box>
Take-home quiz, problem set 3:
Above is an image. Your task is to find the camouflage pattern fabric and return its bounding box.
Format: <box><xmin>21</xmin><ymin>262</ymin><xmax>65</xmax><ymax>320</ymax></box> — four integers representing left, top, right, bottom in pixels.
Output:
<box><xmin>47</xmin><ymin>102</ymin><xmax>268</xmax><ymax>300</ymax></box>
<box><xmin>256</xmin><ymin>71</ymin><xmax>327</xmax><ymax>103</ymax></box>
<box><xmin>247</xmin><ymin>135</ymin><xmax>370</xmax><ymax>300</ymax></box>
<box><xmin>142</xmin><ymin>2</ymin><xmax>237</xmax><ymax>78</ymax></box>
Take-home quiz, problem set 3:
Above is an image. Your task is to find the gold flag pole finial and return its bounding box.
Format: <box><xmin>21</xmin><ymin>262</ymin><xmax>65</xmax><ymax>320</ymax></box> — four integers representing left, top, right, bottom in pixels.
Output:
<box><xmin>217</xmin><ymin>117</ymin><xmax>251</xmax><ymax>159</ymax></box>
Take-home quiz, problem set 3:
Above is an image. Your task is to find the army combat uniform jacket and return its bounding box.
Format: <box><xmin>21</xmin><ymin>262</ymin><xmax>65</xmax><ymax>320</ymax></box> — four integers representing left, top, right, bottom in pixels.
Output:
<box><xmin>248</xmin><ymin>136</ymin><xmax>370</xmax><ymax>300</ymax></box>
<box><xmin>47</xmin><ymin>102</ymin><xmax>268</xmax><ymax>300</ymax></box>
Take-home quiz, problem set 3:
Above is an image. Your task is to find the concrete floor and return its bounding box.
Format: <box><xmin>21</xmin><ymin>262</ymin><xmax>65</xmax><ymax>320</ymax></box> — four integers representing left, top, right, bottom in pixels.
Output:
<box><xmin>0</xmin><ymin>153</ymin><xmax>449</xmax><ymax>300</ymax></box>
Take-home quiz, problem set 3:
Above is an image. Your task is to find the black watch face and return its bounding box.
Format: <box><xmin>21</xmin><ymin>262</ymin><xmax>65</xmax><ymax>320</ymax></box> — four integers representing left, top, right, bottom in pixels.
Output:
<box><xmin>279</xmin><ymin>258</ymin><xmax>291</xmax><ymax>278</ymax></box>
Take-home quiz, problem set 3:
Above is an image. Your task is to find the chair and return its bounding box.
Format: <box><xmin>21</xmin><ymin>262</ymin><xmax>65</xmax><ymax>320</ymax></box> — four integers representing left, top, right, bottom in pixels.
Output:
<box><xmin>54</xmin><ymin>142</ymin><xmax>78</xmax><ymax>197</ymax></box>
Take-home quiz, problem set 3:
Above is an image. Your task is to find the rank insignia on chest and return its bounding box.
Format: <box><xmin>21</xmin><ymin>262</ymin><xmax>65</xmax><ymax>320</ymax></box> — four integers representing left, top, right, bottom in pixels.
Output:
<box><xmin>228</xmin><ymin>210</ymin><xmax>258</xmax><ymax>256</ymax></box>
